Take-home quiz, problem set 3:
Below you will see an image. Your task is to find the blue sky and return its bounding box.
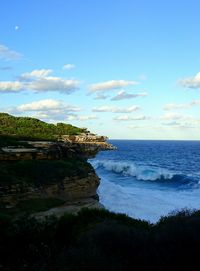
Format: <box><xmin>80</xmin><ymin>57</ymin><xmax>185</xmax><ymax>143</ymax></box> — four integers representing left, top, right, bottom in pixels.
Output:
<box><xmin>1</xmin><ymin>0</ymin><xmax>200</xmax><ymax>139</ymax></box>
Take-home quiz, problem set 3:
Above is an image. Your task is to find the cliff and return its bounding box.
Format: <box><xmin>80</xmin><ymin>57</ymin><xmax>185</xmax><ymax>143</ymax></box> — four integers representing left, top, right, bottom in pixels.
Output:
<box><xmin>0</xmin><ymin>131</ymin><xmax>115</xmax><ymax>218</ymax></box>
<box><xmin>0</xmin><ymin>134</ymin><xmax>116</xmax><ymax>161</ymax></box>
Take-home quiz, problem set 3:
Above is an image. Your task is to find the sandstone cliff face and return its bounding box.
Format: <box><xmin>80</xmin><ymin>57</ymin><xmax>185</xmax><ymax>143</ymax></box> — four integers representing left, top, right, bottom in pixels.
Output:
<box><xmin>0</xmin><ymin>133</ymin><xmax>116</xmax><ymax>161</ymax></box>
<box><xmin>47</xmin><ymin>172</ymin><xmax>100</xmax><ymax>201</ymax></box>
<box><xmin>0</xmin><ymin>133</ymin><xmax>115</xmax><ymax>216</ymax></box>
<box><xmin>1</xmin><ymin>172</ymin><xmax>100</xmax><ymax>208</ymax></box>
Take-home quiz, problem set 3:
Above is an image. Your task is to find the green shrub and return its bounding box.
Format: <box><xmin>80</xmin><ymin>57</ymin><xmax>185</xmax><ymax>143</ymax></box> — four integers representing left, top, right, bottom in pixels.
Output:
<box><xmin>0</xmin><ymin>113</ymin><xmax>85</xmax><ymax>142</ymax></box>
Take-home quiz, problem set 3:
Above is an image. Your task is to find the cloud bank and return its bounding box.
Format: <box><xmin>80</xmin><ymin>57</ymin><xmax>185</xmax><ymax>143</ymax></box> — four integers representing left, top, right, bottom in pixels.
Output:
<box><xmin>16</xmin><ymin>99</ymin><xmax>81</xmax><ymax>112</ymax></box>
<box><xmin>0</xmin><ymin>69</ymin><xmax>79</xmax><ymax>94</ymax></box>
<box><xmin>179</xmin><ymin>72</ymin><xmax>200</xmax><ymax>89</ymax></box>
<box><xmin>5</xmin><ymin>99</ymin><xmax>99</xmax><ymax>123</ymax></box>
<box><xmin>0</xmin><ymin>81</ymin><xmax>24</xmax><ymax>93</ymax></box>
<box><xmin>7</xmin><ymin>99</ymin><xmax>81</xmax><ymax>121</ymax></box>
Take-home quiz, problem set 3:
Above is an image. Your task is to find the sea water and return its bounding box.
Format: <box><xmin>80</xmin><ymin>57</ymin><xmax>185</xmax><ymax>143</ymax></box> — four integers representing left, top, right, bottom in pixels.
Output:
<box><xmin>89</xmin><ymin>140</ymin><xmax>200</xmax><ymax>223</ymax></box>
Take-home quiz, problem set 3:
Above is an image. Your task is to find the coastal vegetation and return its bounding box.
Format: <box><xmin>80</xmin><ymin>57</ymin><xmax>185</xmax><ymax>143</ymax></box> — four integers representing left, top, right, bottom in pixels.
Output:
<box><xmin>0</xmin><ymin>113</ymin><xmax>86</xmax><ymax>142</ymax></box>
<box><xmin>0</xmin><ymin>208</ymin><xmax>199</xmax><ymax>271</ymax></box>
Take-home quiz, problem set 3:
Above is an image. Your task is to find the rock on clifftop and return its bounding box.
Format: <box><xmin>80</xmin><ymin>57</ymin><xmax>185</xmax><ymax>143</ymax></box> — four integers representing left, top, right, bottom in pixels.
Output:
<box><xmin>60</xmin><ymin>132</ymin><xmax>116</xmax><ymax>158</ymax></box>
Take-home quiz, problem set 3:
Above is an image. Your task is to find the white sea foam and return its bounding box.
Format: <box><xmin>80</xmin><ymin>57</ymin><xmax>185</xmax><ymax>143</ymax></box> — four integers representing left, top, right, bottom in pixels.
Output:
<box><xmin>98</xmin><ymin>177</ymin><xmax>200</xmax><ymax>223</ymax></box>
<box><xmin>92</xmin><ymin>160</ymin><xmax>176</xmax><ymax>181</ymax></box>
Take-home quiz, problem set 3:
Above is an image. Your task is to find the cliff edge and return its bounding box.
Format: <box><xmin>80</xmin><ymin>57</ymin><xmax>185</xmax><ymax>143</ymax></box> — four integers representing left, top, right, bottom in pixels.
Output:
<box><xmin>0</xmin><ymin>113</ymin><xmax>115</xmax><ymax>218</ymax></box>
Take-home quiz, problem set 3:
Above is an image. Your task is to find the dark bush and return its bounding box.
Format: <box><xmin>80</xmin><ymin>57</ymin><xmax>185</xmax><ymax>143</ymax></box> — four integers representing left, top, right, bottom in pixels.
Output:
<box><xmin>1</xmin><ymin>208</ymin><xmax>200</xmax><ymax>271</ymax></box>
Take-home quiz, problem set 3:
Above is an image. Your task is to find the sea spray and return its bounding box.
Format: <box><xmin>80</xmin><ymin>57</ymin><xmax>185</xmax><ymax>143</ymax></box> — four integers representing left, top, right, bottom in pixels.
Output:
<box><xmin>90</xmin><ymin>140</ymin><xmax>200</xmax><ymax>222</ymax></box>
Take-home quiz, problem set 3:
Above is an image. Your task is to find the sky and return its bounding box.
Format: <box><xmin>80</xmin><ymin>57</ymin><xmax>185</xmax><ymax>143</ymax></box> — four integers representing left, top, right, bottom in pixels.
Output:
<box><xmin>1</xmin><ymin>0</ymin><xmax>200</xmax><ymax>140</ymax></box>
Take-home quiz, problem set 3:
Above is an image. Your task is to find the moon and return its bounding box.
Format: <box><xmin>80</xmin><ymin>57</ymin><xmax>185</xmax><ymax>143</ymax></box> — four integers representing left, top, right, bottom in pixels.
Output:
<box><xmin>15</xmin><ymin>26</ymin><xmax>19</xmax><ymax>31</ymax></box>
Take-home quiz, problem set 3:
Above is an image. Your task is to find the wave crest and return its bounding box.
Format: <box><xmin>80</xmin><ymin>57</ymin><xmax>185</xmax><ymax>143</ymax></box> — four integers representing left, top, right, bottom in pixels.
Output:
<box><xmin>91</xmin><ymin>160</ymin><xmax>198</xmax><ymax>187</ymax></box>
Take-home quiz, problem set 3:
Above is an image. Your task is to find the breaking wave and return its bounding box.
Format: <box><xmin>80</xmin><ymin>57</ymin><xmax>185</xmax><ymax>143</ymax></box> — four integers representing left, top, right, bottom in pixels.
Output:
<box><xmin>91</xmin><ymin>160</ymin><xmax>199</xmax><ymax>187</ymax></box>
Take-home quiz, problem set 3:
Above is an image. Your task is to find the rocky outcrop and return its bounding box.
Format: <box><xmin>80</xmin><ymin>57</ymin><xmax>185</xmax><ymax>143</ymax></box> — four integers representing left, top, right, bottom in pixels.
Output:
<box><xmin>0</xmin><ymin>172</ymin><xmax>100</xmax><ymax>208</ymax></box>
<box><xmin>61</xmin><ymin>133</ymin><xmax>108</xmax><ymax>143</ymax></box>
<box><xmin>60</xmin><ymin>133</ymin><xmax>116</xmax><ymax>158</ymax></box>
<box><xmin>0</xmin><ymin>133</ymin><xmax>116</xmax><ymax>161</ymax></box>
<box><xmin>43</xmin><ymin>172</ymin><xmax>100</xmax><ymax>201</ymax></box>
<box><xmin>0</xmin><ymin>132</ymin><xmax>115</xmax><ymax>217</ymax></box>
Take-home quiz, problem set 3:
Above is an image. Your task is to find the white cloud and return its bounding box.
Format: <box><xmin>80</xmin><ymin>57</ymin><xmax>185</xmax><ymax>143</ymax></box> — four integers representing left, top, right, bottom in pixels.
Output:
<box><xmin>162</xmin><ymin>121</ymin><xmax>181</xmax><ymax>126</ymax></box>
<box><xmin>89</xmin><ymin>80</ymin><xmax>139</xmax><ymax>92</ymax></box>
<box><xmin>127</xmin><ymin>122</ymin><xmax>197</xmax><ymax>131</ymax></box>
<box><xmin>161</xmin><ymin>112</ymin><xmax>184</xmax><ymax>120</ymax></box>
<box><xmin>21</xmin><ymin>69</ymin><xmax>53</xmax><ymax>79</ymax></box>
<box><xmin>159</xmin><ymin>110</ymin><xmax>200</xmax><ymax>130</ymax></box>
<box><xmin>0</xmin><ymin>69</ymin><xmax>79</xmax><ymax>94</ymax></box>
<box><xmin>127</xmin><ymin>124</ymin><xmax>159</xmax><ymax>129</ymax></box>
<box><xmin>163</xmin><ymin>103</ymin><xmax>191</xmax><ymax>110</ymax></box>
<box><xmin>127</xmin><ymin>125</ymin><xmax>141</xmax><ymax>129</ymax></box>
<box><xmin>113</xmin><ymin>115</ymin><xmax>147</xmax><ymax>121</ymax></box>
<box><xmin>0</xmin><ymin>81</ymin><xmax>24</xmax><ymax>93</ymax></box>
<box><xmin>6</xmin><ymin>99</ymin><xmax>81</xmax><ymax>122</ymax></box>
<box><xmin>161</xmin><ymin>113</ymin><xmax>200</xmax><ymax>128</ymax></box>
<box><xmin>16</xmin><ymin>99</ymin><xmax>81</xmax><ymax>112</ymax></box>
<box><xmin>111</xmin><ymin>90</ymin><xmax>148</xmax><ymax>101</ymax></box>
<box><xmin>191</xmin><ymin>99</ymin><xmax>200</xmax><ymax>106</ymax></box>
<box><xmin>0</xmin><ymin>44</ymin><xmax>22</xmax><ymax>60</ymax></box>
<box><xmin>66</xmin><ymin>115</ymin><xmax>98</xmax><ymax>121</ymax></box>
<box><xmin>178</xmin><ymin>123</ymin><xmax>196</xmax><ymax>129</ymax></box>
<box><xmin>179</xmin><ymin>72</ymin><xmax>200</xmax><ymax>89</ymax></box>
<box><xmin>28</xmin><ymin>76</ymin><xmax>79</xmax><ymax>93</ymax></box>
<box><xmin>92</xmin><ymin>105</ymin><xmax>140</xmax><ymax>113</ymax></box>
<box><xmin>162</xmin><ymin>121</ymin><xmax>197</xmax><ymax>129</ymax></box>
<box><xmin>163</xmin><ymin>100</ymin><xmax>200</xmax><ymax>111</ymax></box>
<box><xmin>63</xmin><ymin>64</ymin><xmax>76</xmax><ymax>70</ymax></box>
<box><xmin>15</xmin><ymin>26</ymin><xmax>19</xmax><ymax>31</ymax></box>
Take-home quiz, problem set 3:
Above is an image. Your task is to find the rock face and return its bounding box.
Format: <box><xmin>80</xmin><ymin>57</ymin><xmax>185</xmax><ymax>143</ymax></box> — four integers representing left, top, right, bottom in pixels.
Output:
<box><xmin>1</xmin><ymin>172</ymin><xmax>100</xmax><ymax>208</ymax></box>
<box><xmin>60</xmin><ymin>133</ymin><xmax>116</xmax><ymax>158</ymax></box>
<box><xmin>0</xmin><ymin>133</ymin><xmax>115</xmax><ymax>217</ymax></box>
<box><xmin>61</xmin><ymin>133</ymin><xmax>108</xmax><ymax>143</ymax></box>
<box><xmin>0</xmin><ymin>133</ymin><xmax>116</xmax><ymax>161</ymax></box>
<box><xmin>42</xmin><ymin>172</ymin><xmax>100</xmax><ymax>201</ymax></box>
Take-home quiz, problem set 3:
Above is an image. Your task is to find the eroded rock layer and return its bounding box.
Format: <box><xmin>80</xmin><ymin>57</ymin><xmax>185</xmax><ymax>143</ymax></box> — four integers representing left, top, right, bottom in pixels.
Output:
<box><xmin>0</xmin><ymin>133</ymin><xmax>115</xmax><ymax>217</ymax></box>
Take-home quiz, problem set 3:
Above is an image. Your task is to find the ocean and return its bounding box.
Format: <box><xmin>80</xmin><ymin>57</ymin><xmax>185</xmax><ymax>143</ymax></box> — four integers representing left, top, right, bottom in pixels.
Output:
<box><xmin>89</xmin><ymin>140</ymin><xmax>200</xmax><ymax>223</ymax></box>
